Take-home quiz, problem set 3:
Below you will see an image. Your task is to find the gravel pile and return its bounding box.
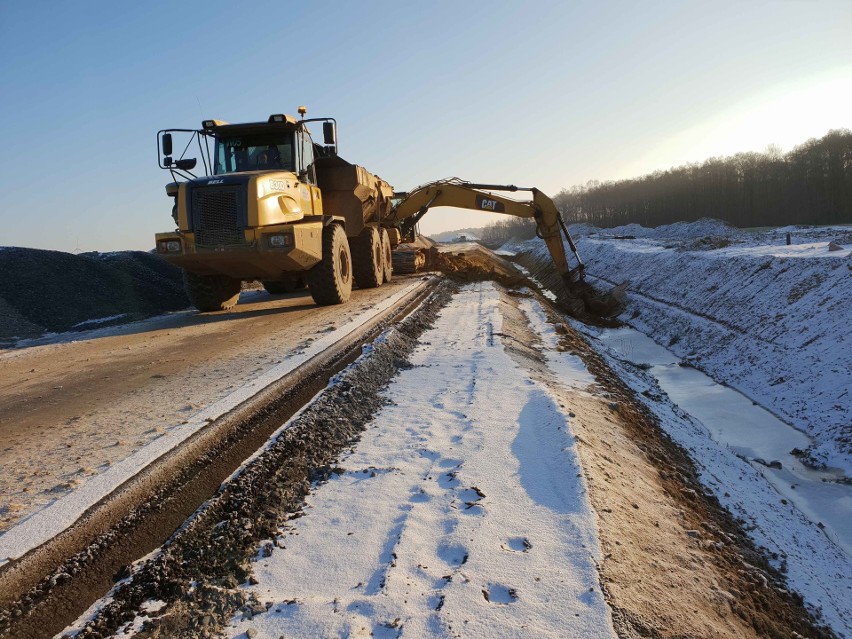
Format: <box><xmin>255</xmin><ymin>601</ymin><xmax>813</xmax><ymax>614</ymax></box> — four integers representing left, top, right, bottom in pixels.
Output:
<box><xmin>0</xmin><ymin>248</ymin><xmax>189</xmax><ymax>343</ymax></box>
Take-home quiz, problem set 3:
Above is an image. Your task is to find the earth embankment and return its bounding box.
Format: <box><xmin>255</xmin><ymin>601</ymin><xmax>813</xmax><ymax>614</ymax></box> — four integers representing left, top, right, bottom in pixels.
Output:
<box><xmin>0</xmin><ymin>248</ymin><xmax>188</xmax><ymax>342</ymax></box>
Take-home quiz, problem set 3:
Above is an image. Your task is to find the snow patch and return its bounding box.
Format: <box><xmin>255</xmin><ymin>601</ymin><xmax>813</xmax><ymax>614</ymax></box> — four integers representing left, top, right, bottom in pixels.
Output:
<box><xmin>71</xmin><ymin>314</ymin><xmax>129</xmax><ymax>329</ymax></box>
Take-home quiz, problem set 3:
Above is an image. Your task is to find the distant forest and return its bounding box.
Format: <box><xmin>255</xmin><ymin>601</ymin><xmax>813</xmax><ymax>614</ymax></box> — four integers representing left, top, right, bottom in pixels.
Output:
<box><xmin>481</xmin><ymin>129</ymin><xmax>852</xmax><ymax>244</ymax></box>
<box><xmin>553</xmin><ymin>129</ymin><xmax>852</xmax><ymax>229</ymax></box>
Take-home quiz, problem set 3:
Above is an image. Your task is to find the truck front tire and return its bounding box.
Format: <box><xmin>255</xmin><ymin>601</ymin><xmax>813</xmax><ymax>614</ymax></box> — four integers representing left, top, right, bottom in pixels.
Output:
<box><xmin>307</xmin><ymin>224</ymin><xmax>353</xmax><ymax>305</ymax></box>
<box><xmin>352</xmin><ymin>227</ymin><xmax>383</xmax><ymax>289</ymax></box>
<box><xmin>183</xmin><ymin>271</ymin><xmax>242</xmax><ymax>312</ymax></box>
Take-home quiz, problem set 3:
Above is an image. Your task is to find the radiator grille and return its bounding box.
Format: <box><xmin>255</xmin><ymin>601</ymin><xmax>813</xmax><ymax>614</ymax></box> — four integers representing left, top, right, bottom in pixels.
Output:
<box><xmin>191</xmin><ymin>187</ymin><xmax>245</xmax><ymax>246</ymax></box>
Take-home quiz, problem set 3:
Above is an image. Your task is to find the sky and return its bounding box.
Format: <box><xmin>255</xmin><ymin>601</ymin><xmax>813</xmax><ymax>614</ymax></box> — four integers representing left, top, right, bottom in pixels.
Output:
<box><xmin>0</xmin><ymin>0</ymin><xmax>850</xmax><ymax>251</ymax></box>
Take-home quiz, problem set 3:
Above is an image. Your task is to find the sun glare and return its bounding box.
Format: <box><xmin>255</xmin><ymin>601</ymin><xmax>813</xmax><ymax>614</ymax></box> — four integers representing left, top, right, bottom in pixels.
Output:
<box><xmin>630</xmin><ymin>70</ymin><xmax>852</xmax><ymax>177</ymax></box>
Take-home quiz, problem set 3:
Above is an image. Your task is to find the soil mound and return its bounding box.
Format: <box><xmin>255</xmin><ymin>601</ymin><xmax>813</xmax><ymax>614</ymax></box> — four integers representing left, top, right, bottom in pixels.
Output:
<box><xmin>432</xmin><ymin>246</ymin><xmax>526</xmax><ymax>287</ymax></box>
<box><xmin>0</xmin><ymin>295</ymin><xmax>43</xmax><ymax>340</ymax></box>
<box><xmin>0</xmin><ymin>247</ymin><xmax>189</xmax><ymax>341</ymax></box>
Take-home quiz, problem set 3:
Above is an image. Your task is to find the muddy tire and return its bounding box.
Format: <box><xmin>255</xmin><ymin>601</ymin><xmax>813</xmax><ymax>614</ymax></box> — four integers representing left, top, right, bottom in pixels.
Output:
<box><xmin>352</xmin><ymin>226</ymin><xmax>383</xmax><ymax>289</ymax></box>
<box><xmin>307</xmin><ymin>224</ymin><xmax>353</xmax><ymax>305</ymax></box>
<box><xmin>183</xmin><ymin>271</ymin><xmax>241</xmax><ymax>312</ymax></box>
<box><xmin>380</xmin><ymin>227</ymin><xmax>393</xmax><ymax>284</ymax></box>
<box><xmin>262</xmin><ymin>276</ymin><xmax>306</xmax><ymax>294</ymax></box>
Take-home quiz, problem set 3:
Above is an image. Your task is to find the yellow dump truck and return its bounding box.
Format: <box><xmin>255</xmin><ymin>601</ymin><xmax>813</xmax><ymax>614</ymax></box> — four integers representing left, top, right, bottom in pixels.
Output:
<box><xmin>155</xmin><ymin>109</ymin><xmax>396</xmax><ymax>310</ymax></box>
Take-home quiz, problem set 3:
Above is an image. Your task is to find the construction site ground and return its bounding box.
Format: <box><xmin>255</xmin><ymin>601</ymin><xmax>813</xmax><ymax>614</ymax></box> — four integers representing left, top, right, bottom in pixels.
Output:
<box><xmin>0</xmin><ymin>231</ymin><xmax>850</xmax><ymax>639</ymax></box>
<box><xmin>0</xmin><ymin>278</ymin><xmax>425</xmax><ymax>534</ymax></box>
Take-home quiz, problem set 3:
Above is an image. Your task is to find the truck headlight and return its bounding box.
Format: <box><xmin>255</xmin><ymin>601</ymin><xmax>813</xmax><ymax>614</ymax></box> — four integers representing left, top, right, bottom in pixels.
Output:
<box><xmin>268</xmin><ymin>233</ymin><xmax>293</xmax><ymax>248</ymax></box>
<box><xmin>158</xmin><ymin>240</ymin><xmax>182</xmax><ymax>253</ymax></box>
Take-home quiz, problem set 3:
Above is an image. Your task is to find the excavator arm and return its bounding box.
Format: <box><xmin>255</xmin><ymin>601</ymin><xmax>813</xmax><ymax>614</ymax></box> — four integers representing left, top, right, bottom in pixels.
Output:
<box><xmin>391</xmin><ymin>178</ymin><xmax>625</xmax><ymax>320</ymax></box>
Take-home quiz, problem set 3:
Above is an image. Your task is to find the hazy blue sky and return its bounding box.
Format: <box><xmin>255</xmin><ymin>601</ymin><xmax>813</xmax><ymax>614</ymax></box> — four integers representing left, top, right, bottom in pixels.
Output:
<box><xmin>1</xmin><ymin>0</ymin><xmax>849</xmax><ymax>251</ymax></box>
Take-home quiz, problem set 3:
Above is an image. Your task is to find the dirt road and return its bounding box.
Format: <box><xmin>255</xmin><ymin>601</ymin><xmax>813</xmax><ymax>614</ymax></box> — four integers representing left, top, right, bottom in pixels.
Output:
<box><xmin>0</xmin><ymin>279</ymin><xmax>423</xmax><ymax>533</ymax></box>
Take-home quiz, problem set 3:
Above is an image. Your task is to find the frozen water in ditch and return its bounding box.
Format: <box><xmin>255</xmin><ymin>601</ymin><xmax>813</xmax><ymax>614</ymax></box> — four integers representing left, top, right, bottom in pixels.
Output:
<box><xmin>597</xmin><ymin>326</ymin><xmax>852</xmax><ymax>559</ymax></box>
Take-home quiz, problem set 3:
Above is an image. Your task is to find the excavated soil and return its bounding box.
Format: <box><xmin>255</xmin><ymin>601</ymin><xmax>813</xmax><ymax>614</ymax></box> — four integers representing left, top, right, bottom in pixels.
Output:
<box><xmin>0</xmin><ymin>248</ymin><xmax>188</xmax><ymax>342</ymax></box>
<box><xmin>436</xmin><ymin>244</ymin><xmax>623</xmax><ymax>327</ymax></box>
<box><xmin>431</xmin><ymin>245</ymin><xmax>529</xmax><ymax>287</ymax></box>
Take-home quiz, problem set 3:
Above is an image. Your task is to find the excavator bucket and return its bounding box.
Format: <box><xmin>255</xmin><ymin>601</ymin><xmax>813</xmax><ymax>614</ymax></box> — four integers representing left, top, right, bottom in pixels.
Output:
<box><xmin>565</xmin><ymin>278</ymin><xmax>627</xmax><ymax>320</ymax></box>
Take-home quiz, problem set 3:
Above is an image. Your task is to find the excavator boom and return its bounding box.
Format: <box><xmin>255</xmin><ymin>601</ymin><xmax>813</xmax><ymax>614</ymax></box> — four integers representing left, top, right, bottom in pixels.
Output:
<box><xmin>391</xmin><ymin>178</ymin><xmax>625</xmax><ymax>320</ymax></box>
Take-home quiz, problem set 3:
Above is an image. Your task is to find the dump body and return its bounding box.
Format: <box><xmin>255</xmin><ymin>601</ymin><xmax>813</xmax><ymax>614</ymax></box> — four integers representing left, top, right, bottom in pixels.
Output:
<box><xmin>315</xmin><ymin>155</ymin><xmax>394</xmax><ymax>238</ymax></box>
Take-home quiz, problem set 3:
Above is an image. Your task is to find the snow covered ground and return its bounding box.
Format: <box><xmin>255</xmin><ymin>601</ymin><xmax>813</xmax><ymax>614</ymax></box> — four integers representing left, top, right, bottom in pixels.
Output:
<box><xmin>503</xmin><ymin>221</ymin><xmax>852</xmax><ymax>635</ymax></box>
<box><xmin>226</xmin><ymin>283</ymin><xmax>617</xmax><ymax>639</ymax></box>
<box><xmin>45</xmin><ymin>270</ymin><xmax>845</xmax><ymax>638</ymax></box>
<box><xmin>509</xmin><ymin>221</ymin><xmax>852</xmax><ymax>473</ymax></box>
<box><xmin>583</xmin><ymin>323</ymin><xmax>852</xmax><ymax>635</ymax></box>
<box><xmin>222</xmin><ymin>272</ymin><xmax>852</xmax><ymax>638</ymax></box>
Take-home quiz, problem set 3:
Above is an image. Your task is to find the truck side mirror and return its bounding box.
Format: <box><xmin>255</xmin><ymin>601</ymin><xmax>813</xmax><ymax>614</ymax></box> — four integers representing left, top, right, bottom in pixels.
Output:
<box><xmin>323</xmin><ymin>122</ymin><xmax>335</xmax><ymax>145</ymax></box>
<box><xmin>175</xmin><ymin>158</ymin><xmax>197</xmax><ymax>171</ymax></box>
<box><xmin>162</xmin><ymin>133</ymin><xmax>173</xmax><ymax>156</ymax></box>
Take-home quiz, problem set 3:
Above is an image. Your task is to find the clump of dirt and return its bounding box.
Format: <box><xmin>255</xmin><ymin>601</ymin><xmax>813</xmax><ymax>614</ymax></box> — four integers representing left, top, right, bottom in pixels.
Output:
<box><xmin>431</xmin><ymin>246</ymin><xmax>528</xmax><ymax>288</ymax></box>
<box><xmin>0</xmin><ymin>247</ymin><xmax>189</xmax><ymax>341</ymax></box>
<box><xmin>788</xmin><ymin>272</ymin><xmax>826</xmax><ymax>303</ymax></box>
<box><xmin>54</xmin><ymin>283</ymin><xmax>455</xmax><ymax>639</ymax></box>
<box><xmin>678</xmin><ymin>235</ymin><xmax>734</xmax><ymax>251</ymax></box>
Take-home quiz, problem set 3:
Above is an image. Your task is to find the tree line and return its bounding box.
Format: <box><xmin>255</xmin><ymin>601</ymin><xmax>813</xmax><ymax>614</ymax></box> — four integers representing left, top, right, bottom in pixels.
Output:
<box><xmin>546</xmin><ymin>129</ymin><xmax>852</xmax><ymax>230</ymax></box>
<box><xmin>480</xmin><ymin>217</ymin><xmax>537</xmax><ymax>245</ymax></box>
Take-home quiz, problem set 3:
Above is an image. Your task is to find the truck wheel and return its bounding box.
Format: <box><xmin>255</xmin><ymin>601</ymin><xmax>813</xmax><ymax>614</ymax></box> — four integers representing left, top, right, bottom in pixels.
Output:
<box><xmin>307</xmin><ymin>224</ymin><xmax>352</xmax><ymax>305</ymax></box>
<box><xmin>352</xmin><ymin>226</ymin><xmax>382</xmax><ymax>289</ymax></box>
<box><xmin>263</xmin><ymin>276</ymin><xmax>306</xmax><ymax>294</ymax></box>
<box><xmin>183</xmin><ymin>271</ymin><xmax>241</xmax><ymax>312</ymax></box>
<box><xmin>380</xmin><ymin>228</ymin><xmax>393</xmax><ymax>283</ymax></box>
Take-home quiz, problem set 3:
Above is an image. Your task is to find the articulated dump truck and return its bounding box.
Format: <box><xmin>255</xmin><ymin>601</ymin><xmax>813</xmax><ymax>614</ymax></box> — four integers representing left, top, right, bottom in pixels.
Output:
<box><xmin>155</xmin><ymin>108</ymin><xmax>399</xmax><ymax>311</ymax></box>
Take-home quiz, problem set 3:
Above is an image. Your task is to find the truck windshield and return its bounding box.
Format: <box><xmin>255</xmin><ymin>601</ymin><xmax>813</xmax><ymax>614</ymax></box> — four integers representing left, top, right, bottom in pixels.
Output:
<box><xmin>213</xmin><ymin>132</ymin><xmax>295</xmax><ymax>174</ymax></box>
